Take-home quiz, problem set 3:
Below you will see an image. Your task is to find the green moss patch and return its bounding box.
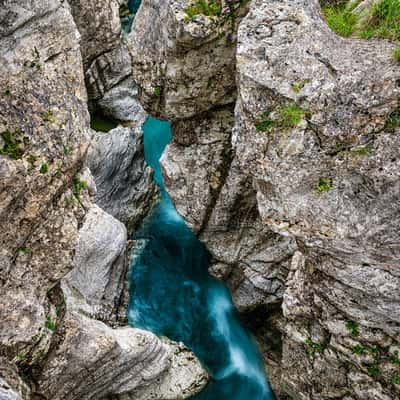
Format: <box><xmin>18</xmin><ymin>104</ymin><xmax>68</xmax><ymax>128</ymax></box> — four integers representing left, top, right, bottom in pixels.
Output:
<box><xmin>185</xmin><ymin>0</ymin><xmax>222</xmax><ymax>19</ymax></box>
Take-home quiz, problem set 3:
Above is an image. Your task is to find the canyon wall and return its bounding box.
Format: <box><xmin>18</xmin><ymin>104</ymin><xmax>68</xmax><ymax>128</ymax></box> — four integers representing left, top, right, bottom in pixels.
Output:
<box><xmin>0</xmin><ymin>1</ymin><xmax>206</xmax><ymax>398</ymax></box>
<box><xmin>129</xmin><ymin>0</ymin><xmax>400</xmax><ymax>399</ymax></box>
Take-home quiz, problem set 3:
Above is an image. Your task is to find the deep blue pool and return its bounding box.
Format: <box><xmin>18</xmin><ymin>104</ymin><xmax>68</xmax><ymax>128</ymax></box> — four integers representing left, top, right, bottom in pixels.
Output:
<box><xmin>128</xmin><ymin>116</ymin><xmax>275</xmax><ymax>400</ymax></box>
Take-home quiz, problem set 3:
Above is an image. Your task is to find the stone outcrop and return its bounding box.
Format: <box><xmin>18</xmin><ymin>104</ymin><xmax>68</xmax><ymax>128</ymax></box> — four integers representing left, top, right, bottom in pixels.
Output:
<box><xmin>128</xmin><ymin>0</ymin><xmax>250</xmax><ymax>119</ymax></box>
<box><xmin>131</xmin><ymin>0</ymin><xmax>400</xmax><ymax>398</ymax></box>
<box><xmin>0</xmin><ymin>1</ymin><xmax>207</xmax><ymax>399</ymax></box>
<box><xmin>87</xmin><ymin>125</ymin><xmax>155</xmax><ymax>232</ymax></box>
<box><xmin>235</xmin><ymin>1</ymin><xmax>400</xmax><ymax>398</ymax></box>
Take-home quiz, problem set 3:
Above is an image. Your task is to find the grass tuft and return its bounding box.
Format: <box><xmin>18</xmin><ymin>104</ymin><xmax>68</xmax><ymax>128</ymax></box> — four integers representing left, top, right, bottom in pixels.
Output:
<box><xmin>322</xmin><ymin>1</ymin><xmax>358</xmax><ymax>37</ymax></box>
<box><xmin>186</xmin><ymin>0</ymin><xmax>222</xmax><ymax>19</ymax></box>
<box><xmin>315</xmin><ymin>177</ymin><xmax>332</xmax><ymax>193</ymax></box>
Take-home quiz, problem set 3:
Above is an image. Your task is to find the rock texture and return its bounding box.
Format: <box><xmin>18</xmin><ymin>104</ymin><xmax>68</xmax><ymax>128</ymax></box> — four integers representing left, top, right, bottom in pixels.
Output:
<box><xmin>0</xmin><ymin>1</ymin><xmax>207</xmax><ymax>399</ymax></box>
<box><xmin>129</xmin><ymin>0</ymin><xmax>250</xmax><ymax>119</ymax></box>
<box><xmin>87</xmin><ymin>125</ymin><xmax>155</xmax><ymax>232</ymax></box>
<box><xmin>132</xmin><ymin>0</ymin><xmax>400</xmax><ymax>398</ymax></box>
<box><xmin>235</xmin><ymin>1</ymin><xmax>400</xmax><ymax>398</ymax></box>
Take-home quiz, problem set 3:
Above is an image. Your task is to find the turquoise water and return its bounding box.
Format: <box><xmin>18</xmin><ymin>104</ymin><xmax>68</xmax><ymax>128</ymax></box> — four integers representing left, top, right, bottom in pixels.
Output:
<box><xmin>128</xmin><ymin>116</ymin><xmax>275</xmax><ymax>400</ymax></box>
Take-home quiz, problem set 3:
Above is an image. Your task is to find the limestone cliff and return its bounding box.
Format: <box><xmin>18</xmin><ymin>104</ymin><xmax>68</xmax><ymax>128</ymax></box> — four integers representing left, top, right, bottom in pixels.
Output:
<box><xmin>129</xmin><ymin>0</ymin><xmax>400</xmax><ymax>399</ymax></box>
<box><xmin>0</xmin><ymin>1</ymin><xmax>207</xmax><ymax>398</ymax></box>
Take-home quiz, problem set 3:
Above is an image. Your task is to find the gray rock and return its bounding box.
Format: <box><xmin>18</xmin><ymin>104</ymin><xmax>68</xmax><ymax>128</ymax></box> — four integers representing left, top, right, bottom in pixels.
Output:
<box><xmin>87</xmin><ymin>125</ymin><xmax>156</xmax><ymax>232</ymax></box>
<box><xmin>63</xmin><ymin>205</ymin><xmax>127</xmax><ymax>322</ymax></box>
<box><xmin>235</xmin><ymin>0</ymin><xmax>400</xmax><ymax>398</ymax></box>
<box><xmin>128</xmin><ymin>0</ymin><xmax>249</xmax><ymax>120</ymax></box>
<box><xmin>98</xmin><ymin>78</ymin><xmax>147</xmax><ymax>122</ymax></box>
<box><xmin>37</xmin><ymin>310</ymin><xmax>206</xmax><ymax>400</ymax></box>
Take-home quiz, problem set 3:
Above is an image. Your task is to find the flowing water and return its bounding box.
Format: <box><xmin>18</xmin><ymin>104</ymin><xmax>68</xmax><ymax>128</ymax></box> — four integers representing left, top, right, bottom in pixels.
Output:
<box><xmin>128</xmin><ymin>116</ymin><xmax>275</xmax><ymax>399</ymax></box>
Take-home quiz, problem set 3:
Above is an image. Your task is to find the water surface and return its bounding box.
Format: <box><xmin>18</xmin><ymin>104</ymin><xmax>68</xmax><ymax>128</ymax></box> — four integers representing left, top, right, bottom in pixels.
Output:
<box><xmin>128</xmin><ymin>116</ymin><xmax>275</xmax><ymax>400</ymax></box>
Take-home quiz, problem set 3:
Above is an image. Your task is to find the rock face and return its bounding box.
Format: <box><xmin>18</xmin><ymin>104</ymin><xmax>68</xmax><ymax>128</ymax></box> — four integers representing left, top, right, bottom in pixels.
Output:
<box><xmin>0</xmin><ymin>1</ymin><xmax>207</xmax><ymax>399</ymax></box>
<box><xmin>236</xmin><ymin>1</ymin><xmax>400</xmax><ymax>398</ymax></box>
<box><xmin>132</xmin><ymin>0</ymin><xmax>400</xmax><ymax>398</ymax></box>
<box><xmin>87</xmin><ymin>125</ymin><xmax>155</xmax><ymax>232</ymax></box>
<box><xmin>128</xmin><ymin>0</ymin><xmax>249</xmax><ymax>119</ymax></box>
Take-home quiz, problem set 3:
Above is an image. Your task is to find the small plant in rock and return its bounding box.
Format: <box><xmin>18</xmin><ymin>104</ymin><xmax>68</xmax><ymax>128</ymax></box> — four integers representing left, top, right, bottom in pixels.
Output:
<box><xmin>367</xmin><ymin>363</ymin><xmax>380</xmax><ymax>377</ymax></box>
<box><xmin>186</xmin><ymin>0</ymin><xmax>222</xmax><ymax>19</ymax></box>
<box><xmin>346</xmin><ymin>320</ymin><xmax>360</xmax><ymax>337</ymax></box>
<box><xmin>154</xmin><ymin>86</ymin><xmax>162</xmax><ymax>97</ymax></box>
<box><xmin>279</xmin><ymin>104</ymin><xmax>307</xmax><ymax>128</ymax></box>
<box><xmin>4</xmin><ymin>88</ymin><xmax>11</xmax><ymax>96</ymax></box>
<box><xmin>255</xmin><ymin>111</ymin><xmax>275</xmax><ymax>132</ymax></box>
<box><xmin>393</xmin><ymin>46</ymin><xmax>400</xmax><ymax>61</ymax></box>
<box><xmin>73</xmin><ymin>177</ymin><xmax>87</xmax><ymax>200</ymax></box>
<box><xmin>292</xmin><ymin>81</ymin><xmax>305</xmax><ymax>93</ymax></box>
<box><xmin>42</xmin><ymin>110</ymin><xmax>55</xmax><ymax>123</ymax></box>
<box><xmin>315</xmin><ymin>177</ymin><xmax>331</xmax><ymax>193</ymax></box>
<box><xmin>305</xmin><ymin>339</ymin><xmax>326</xmax><ymax>357</ymax></box>
<box><xmin>352</xmin><ymin>344</ymin><xmax>367</xmax><ymax>354</ymax></box>
<box><xmin>351</xmin><ymin>146</ymin><xmax>372</xmax><ymax>156</ymax></box>
<box><xmin>385</xmin><ymin>108</ymin><xmax>400</xmax><ymax>131</ymax></box>
<box><xmin>322</xmin><ymin>1</ymin><xmax>358</xmax><ymax>37</ymax></box>
<box><xmin>45</xmin><ymin>316</ymin><xmax>56</xmax><ymax>332</ymax></box>
<box><xmin>0</xmin><ymin>130</ymin><xmax>25</xmax><ymax>160</ymax></box>
<box><xmin>64</xmin><ymin>195</ymin><xmax>75</xmax><ymax>208</ymax></box>
<box><xmin>392</xmin><ymin>373</ymin><xmax>400</xmax><ymax>385</ymax></box>
<box><xmin>389</xmin><ymin>350</ymin><xmax>400</xmax><ymax>366</ymax></box>
<box><xmin>19</xmin><ymin>246</ymin><xmax>31</xmax><ymax>255</ymax></box>
<box><xmin>17</xmin><ymin>352</ymin><xmax>27</xmax><ymax>364</ymax></box>
<box><xmin>40</xmin><ymin>163</ymin><xmax>49</xmax><ymax>174</ymax></box>
<box><xmin>63</xmin><ymin>144</ymin><xmax>73</xmax><ymax>155</ymax></box>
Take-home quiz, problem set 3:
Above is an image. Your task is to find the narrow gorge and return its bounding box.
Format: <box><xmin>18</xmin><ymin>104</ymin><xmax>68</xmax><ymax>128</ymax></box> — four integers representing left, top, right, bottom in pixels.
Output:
<box><xmin>0</xmin><ymin>1</ymin><xmax>399</xmax><ymax>400</ymax></box>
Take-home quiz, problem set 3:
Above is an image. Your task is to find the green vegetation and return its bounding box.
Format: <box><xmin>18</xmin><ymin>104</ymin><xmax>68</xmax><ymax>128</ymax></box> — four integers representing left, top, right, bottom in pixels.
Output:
<box><xmin>255</xmin><ymin>103</ymin><xmax>308</xmax><ymax>133</ymax></box>
<box><xmin>315</xmin><ymin>177</ymin><xmax>332</xmax><ymax>193</ymax></box>
<box><xmin>255</xmin><ymin>111</ymin><xmax>275</xmax><ymax>132</ymax></box>
<box><xmin>322</xmin><ymin>1</ymin><xmax>358</xmax><ymax>37</ymax></box>
<box><xmin>42</xmin><ymin>110</ymin><xmax>55</xmax><ymax>123</ymax></box>
<box><xmin>73</xmin><ymin>177</ymin><xmax>87</xmax><ymax>201</ymax></box>
<box><xmin>63</xmin><ymin>144</ymin><xmax>73</xmax><ymax>155</ymax></box>
<box><xmin>45</xmin><ymin>316</ymin><xmax>56</xmax><ymax>331</ymax></box>
<box><xmin>351</xmin><ymin>146</ymin><xmax>372</xmax><ymax>156</ymax></box>
<box><xmin>305</xmin><ymin>339</ymin><xmax>326</xmax><ymax>357</ymax></box>
<box><xmin>359</xmin><ymin>0</ymin><xmax>400</xmax><ymax>41</ymax></box>
<box><xmin>17</xmin><ymin>352</ymin><xmax>27</xmax><ymax>364</ymax></box>
<box><xmin>322</xmin><ymin>0</ymin><xmax>400</xmax><ymax>44</ymax></box>
<box><xmin>367</xmin><ymin>363</ymin><xmax>379</xmax><ymax>377</ymax></box>
<box><xmin>346</xmin><ymin>320</ymin><xmax>360</xmax><ymax>336</ymax></box>
<box><xmin>4</xmin><ymin>88</ymin><xmax>11</xmax><ymax>96</ymax></box>
<box><xmin>154</xmin><ymin>86</ymin><xmax>162</xmax><ymax>97</ymax></box>
<box><xmin>64</xmin><ymin>195</ymin><xmax>75</xmax><ymax>208</ymax></box>
<box><xmin>40</xmin><ymin>162</ymin><xmax>48</xmax><ymax>174</ymax></box>
<box><xmin>392</xmin><ymin>374</ymin><xmax>400</xmax><ymax>385</ymax></box>
<box><xmin>352</xmin><ymin>344</ymin><xmax>367</xmax><ymax>354</ymax></box>
<box><xmin>19</xmin><ymin>246</ymin><xmax>31</xmax><ymax>255</ymax></box>
<box><xmin>292</xmin><ymin>81</ymin><xmax>305</xmax><ymax>93</ymax></box>
<box><xmin>390</xmin><ymin>350</ymin><xmax>400</xmax><ymax>366</ymax></box>
<box><xmin>385</xmin><ymin>108</ymin><xmax>400</xmax><ymax>131</ymax></box>
<box><xmin>185</xmin><ymin>0</ymin><xmax>221</xmax><ymax>19</ymax></box>
<box><xmin>0</xmin><ymin>130</ymin><xmax>25</xmax><ymax>159</ymax></box>
<box><xmin>393</xmin><ymin>46</ymin><xmax>400</xmax><ymax>61</ymax></box>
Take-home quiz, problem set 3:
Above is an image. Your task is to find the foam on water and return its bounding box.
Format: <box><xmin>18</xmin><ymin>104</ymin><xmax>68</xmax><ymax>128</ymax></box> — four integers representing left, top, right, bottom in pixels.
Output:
<box><xmin>128</xmin><ymin>116</ymin><xmax>275</xmax><ymax>399</ymax></box>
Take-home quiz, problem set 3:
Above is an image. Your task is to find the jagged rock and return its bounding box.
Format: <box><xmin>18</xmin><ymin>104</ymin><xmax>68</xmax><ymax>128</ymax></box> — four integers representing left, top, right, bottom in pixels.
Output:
<box><xmin>128</xmin><ymin>0</ymin><xmax>250</xmax><ymax>120</ymax></box>
<box><xmin>68</xmin><ymin>0</ymin><xmax>121</xmax><ymax>69</ymax></box>
<box><xmin>235</xmin><ymin>0</ymin><xmax>400</xmax><ymax>398</ymax></box>
<box><xmin>0</xmin><ymin>0</ymin><xmax>89</xmax><ymax>357</ymax></box>
<box><xmin>37</xmin><ymin>311</ymin><xmax>182</xmax><ymax>400</ymax></box>
<box><xmin>87</xmin><ymin>125</ymin><xmax>155</xmax><ymax>231</ymax></box>
<box><xmin>97</xmin><ymin>78</ymin><xmax>147</xmax><ymax>122</ymax></box>
<box><xmin>63</xmin><ymin>205</ymin><xmax>127</xmax><ymax>322</ymax></box>
<box><xmin>161</xmin><ymin>107</ymin><xmax>234</xmax><ymax>232</ymax></box>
